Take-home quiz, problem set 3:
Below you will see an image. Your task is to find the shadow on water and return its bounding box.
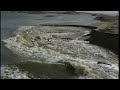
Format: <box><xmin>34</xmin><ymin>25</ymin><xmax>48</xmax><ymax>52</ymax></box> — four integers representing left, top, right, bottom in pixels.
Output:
<box><xmin>85</xmin><ymin>30</ymin><xmax>119</xmax><ymax>54</ymax></box>
<box><xmin>15</xmin><ymin>61</ymin><xmax>76</xmax><ymax>79</ymax></box>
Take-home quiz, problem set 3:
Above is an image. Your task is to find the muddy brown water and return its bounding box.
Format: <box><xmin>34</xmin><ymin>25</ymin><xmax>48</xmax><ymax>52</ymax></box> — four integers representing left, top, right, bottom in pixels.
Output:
<box><xmin>1</xmin><ymin>11</ymin><xmax>118</xmax><ymax>79</ymax></box>
<box><xmin>1</xmin><ymin>11</ymin><xmax>97</xmax><ymax>65</ymax></box>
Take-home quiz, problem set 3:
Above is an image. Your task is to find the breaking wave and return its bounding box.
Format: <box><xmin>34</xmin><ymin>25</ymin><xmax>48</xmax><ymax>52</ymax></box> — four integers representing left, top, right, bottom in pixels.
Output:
<box><xmin>2</xmin><ymin>25</ymin><xmax>119</xmax><ymax>79</ymax></box>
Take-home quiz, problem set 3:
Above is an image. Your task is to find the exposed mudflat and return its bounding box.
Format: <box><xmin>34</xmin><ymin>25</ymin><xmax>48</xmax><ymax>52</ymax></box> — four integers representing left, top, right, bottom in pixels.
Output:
<box><xmin>1</xmin><ymin>11</ymin><xmax>119</xmax><ymax>79</ymax></box>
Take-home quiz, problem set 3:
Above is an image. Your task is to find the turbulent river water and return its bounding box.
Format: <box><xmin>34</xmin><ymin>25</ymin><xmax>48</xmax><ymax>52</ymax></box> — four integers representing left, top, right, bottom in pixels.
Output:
<box><xmin>1</xmin><ymin>11</ymin><xmax>119</xmax><ymax>79</ymax></box>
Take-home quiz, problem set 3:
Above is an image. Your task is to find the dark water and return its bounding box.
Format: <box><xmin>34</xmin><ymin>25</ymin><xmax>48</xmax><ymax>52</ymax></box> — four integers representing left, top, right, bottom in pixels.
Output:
<box><xmin>15</xmin><ymin>61</ymin><xmax>76</xmax><ymax>79</ymax></box>
<box><xmin>1</xmin><ymin>41</ymin><xmax>25</xmax><ymax>65</ymax></box>
<box><xmin>1</xmin><ymin>11</ymin><xmax>98</xmax><ymax>79</ymax></box>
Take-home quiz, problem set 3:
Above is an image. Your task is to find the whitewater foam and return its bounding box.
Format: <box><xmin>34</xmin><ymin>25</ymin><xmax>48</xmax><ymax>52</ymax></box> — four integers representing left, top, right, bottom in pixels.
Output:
<box><xmin>2</xmin><ymin>25</ymin><xmax>119</xmax><ymax>79</ymax></box>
